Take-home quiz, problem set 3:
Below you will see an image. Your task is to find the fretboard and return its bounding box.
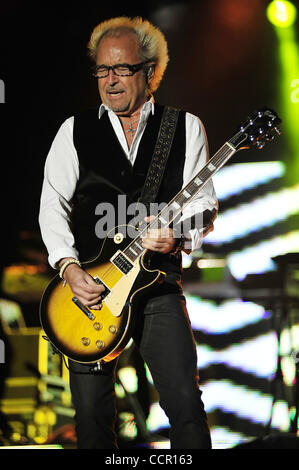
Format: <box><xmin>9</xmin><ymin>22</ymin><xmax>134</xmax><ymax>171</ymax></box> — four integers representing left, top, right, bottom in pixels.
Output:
<box><xmin>123</xmin><ymin>141</ymin><xmax>237</xmax><ymax>263</ymax></box>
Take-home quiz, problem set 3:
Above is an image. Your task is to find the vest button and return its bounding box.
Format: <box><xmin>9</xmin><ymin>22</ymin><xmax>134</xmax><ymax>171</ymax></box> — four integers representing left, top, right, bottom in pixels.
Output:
<box><xmin>121</xmin><ymin>170</ymin><xmax>126</xmax><ymax>177</ymax></box>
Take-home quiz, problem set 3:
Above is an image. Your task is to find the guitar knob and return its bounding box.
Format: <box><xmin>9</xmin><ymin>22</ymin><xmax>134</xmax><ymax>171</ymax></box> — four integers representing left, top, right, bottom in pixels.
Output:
<box><xmin>81</xmin><ymin>337</ymin><xmax>90</xmax><ymax>346</ymax></box>
<box><xmin>109</xmin><ymin>325</ymin><xmax>118</xmax><ymax>334</ymax></box>
<box><xmin>114</xmin><ymin>233</ymin><xmax>124</xmax><ymax>244</ymax></box>
<box><xmin>96</xmin><ymin>340</ymin><xmax>105</xmax><ymax>350</ymax></box>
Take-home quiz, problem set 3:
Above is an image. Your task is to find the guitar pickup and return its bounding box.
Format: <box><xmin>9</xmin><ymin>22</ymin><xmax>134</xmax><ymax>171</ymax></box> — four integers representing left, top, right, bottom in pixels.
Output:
<box><xmin>93</xmin><ymin>276</ymin><xmax>110</xmax><ymax>300</ymax></box>
<box><xmin>111</xmin><ymin>251</ymin><xmax>133</xmax><ymax>275</ymax></box>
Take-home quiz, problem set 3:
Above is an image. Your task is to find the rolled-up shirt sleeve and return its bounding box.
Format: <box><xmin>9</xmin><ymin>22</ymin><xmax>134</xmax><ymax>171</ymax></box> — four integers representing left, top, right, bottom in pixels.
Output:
<box><xmin>179</xmin><ymin>112</ymin><xmax>218</xmax><ymax>252</ymax></box>
<box><xmin>39</xmin><ymin>117</ymin><xmax>80</xmax><ymax>268</ymax></box>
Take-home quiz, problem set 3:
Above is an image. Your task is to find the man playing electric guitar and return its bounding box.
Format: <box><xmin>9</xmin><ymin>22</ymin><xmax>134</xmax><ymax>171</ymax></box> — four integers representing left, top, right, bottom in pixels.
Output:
<box><xmin>39</xmin><ymin>16</ymin><xmax>218</xmax><ymax>449</ymax></box>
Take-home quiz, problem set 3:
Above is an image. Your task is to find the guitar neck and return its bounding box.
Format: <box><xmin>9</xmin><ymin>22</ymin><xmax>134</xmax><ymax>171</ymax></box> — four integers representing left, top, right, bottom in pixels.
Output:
<box><xmin>169</xmin><ymin>141</ymin><xmax>236</xmax><ymax>211</ymax></box>
<box><xmin>122</xmin><ymin>141</ymin><xmax>237</xmax><ymax>263</ymax></box>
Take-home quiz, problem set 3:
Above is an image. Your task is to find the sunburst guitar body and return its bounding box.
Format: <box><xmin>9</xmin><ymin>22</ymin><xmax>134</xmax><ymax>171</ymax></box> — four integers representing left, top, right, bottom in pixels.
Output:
<box><xmin>40</xmin><ymin>224</ymin><xmax>164</xmax><ymax>364</ymax></box>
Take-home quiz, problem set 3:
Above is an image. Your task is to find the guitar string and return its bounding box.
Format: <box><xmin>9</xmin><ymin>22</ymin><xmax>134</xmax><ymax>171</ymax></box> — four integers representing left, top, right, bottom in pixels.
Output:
<box><xmin>91</xmin><ymin>144</ymin><xmax>235</xmax><ymax>286</ymax></box>
<box><xmin>92</xmin><ymin>133</ymin><xmax>268</xmax><ymax>288</ymax></box>
<box><xmin>122</xmin><ymin>144</ymin><xmax>234</xmax><ymax>255</ymax></box>
<box><xmin>72</xmin><ymin>144</ymin><xmax>235</xmax><ymax>312</ymax></box>
<box><xmin>92</xmin><ymin>145</ymin><xmax>235</xmax><ymax>286</ymax></box>
<box><xmin>96</xmin><ymin>128</ymin><xmax>277</xmax><ymax>284</ymax></box>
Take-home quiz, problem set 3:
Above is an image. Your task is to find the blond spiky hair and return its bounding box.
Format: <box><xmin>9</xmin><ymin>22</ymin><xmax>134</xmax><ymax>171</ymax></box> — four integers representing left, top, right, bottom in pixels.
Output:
<box><xmin>88</xmin><ymin>16</ymin><xmax>169</xmax><ymax>93</ymax></box>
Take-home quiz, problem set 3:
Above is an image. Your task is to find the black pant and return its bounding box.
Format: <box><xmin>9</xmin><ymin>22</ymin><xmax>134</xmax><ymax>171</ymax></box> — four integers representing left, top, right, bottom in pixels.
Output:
<box><xmin>69</xmin><ymin>291</ymin><xmax>211</xmax><ymax>449</ymax></box>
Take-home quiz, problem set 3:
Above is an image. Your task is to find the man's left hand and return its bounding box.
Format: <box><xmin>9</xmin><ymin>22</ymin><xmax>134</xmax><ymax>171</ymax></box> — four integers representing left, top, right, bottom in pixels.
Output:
<box><xmin>141</xmin><ymin>216</ymin><xmax>176</xmax><ymax>254</ymax></box>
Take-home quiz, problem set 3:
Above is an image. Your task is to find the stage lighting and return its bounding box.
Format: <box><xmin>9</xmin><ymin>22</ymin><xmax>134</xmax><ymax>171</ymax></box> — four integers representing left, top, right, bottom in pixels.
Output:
<box><xmin>267</xmin><ymin>1</ymin><xmax>297</xmax><ymax>28</ymax></box>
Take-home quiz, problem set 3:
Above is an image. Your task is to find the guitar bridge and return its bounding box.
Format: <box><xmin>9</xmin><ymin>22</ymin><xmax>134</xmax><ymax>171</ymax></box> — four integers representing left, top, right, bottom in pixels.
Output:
<box><xmin>71</xmin><ymin>277</ymin><xmax>110</xmax><ymax>320</ymax></box>
<box><xmin>72</xmin><ymin>297</ymin><xmax>95</xmax><ymax>320</ymax></box>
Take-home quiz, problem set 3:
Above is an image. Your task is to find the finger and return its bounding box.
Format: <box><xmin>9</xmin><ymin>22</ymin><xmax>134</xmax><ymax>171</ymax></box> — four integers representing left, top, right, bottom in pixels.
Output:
<box><xmin>142</xmin><ymin>239</ymin><xmax>171</xmax><ymax>253</ymax></box>
<box><xmin>81</xmin><ymin>295</ymin><xmax>102</xmax><ymax>309</ymax></box>
<box><xmin>142</xmin><ymin>238</ymin><xmax>162</xmax><ymax>248</ymax></box>
<box><xmin>143</xmin><ymin>233</ymin><xmax>172</xmax><ymax>245</ymax></box>
<box><xmin>90</xmin><ymin>304</ymin><xmax>102</xmax><ymax>310</ymax></box>
<box><xmin>72</xmin><ymin>284</ymin><xmax>103</xmax><ymax>303</ymax></box>
<box><xmin>144</xmin><ymin>215</ymin><xmax>155</xmax><ymax>222</ymax></box>
<box><xmin>144</xmin><ymin>228</ymin><xmax>173</xmax><ymax>241</ymax></box>
<box><xmin>84</xmin><ymin>275</ymin><xmax>105</xmax><ymax>292</ymax></box>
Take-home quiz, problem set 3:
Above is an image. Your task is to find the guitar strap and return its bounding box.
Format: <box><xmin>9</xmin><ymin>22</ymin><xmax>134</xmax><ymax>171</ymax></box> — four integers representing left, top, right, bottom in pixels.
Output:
<box><xmin>137</xmin><ymin>105</ymin><xmax>180</xmax><ymax>215</ymax></box>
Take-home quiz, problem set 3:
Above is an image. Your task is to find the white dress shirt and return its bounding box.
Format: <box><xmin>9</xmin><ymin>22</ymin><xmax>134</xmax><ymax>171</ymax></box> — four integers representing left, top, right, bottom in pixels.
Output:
<box><xmin>39</xmin><ymin>100</ymin><xmax>218</xmax><ymax>268</ymax></box>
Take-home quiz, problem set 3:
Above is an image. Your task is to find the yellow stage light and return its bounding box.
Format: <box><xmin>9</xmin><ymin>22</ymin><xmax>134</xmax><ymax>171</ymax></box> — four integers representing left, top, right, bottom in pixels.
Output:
<box><xmin>267</xmin><ymin>1</ymin><xmax>297</xmax><ymax>28</ymax></box>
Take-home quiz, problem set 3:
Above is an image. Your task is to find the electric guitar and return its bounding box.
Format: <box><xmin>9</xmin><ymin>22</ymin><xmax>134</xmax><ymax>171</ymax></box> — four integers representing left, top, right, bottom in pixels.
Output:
<box><xmin>39</xmin><ymin>108</ymin><xmax>281</xmax><ymax>364</ymax></box>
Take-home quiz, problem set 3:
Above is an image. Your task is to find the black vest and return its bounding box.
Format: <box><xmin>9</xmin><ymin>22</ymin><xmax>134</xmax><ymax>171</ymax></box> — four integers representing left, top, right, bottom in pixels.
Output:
<box><xmin>72</xmin><ymin>103</ymin><xmax>186</xmax><ymax>281</ymax></box>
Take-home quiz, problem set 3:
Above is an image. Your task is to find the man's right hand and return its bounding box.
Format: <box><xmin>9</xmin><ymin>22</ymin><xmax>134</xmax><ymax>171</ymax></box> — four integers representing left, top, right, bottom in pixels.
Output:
<box><xmin>61</xmin><ymin>260</ymin><xmax>104</xmax><ymax>310</ymax></box>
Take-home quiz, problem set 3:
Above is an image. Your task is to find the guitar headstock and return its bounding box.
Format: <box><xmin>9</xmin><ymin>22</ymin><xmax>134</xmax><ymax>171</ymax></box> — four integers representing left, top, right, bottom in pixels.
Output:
<box><xmin>229</xmin><ymin>108</ymin><xmax>282</xmax><ymax>151</ymax></box>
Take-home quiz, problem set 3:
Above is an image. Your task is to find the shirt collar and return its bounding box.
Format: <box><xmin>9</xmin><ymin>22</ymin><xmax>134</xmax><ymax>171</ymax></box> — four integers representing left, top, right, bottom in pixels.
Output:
<box><xmin>98</xmin><ymin>97</ymin><xmax>155</xmax><ymax>119</ymax></box>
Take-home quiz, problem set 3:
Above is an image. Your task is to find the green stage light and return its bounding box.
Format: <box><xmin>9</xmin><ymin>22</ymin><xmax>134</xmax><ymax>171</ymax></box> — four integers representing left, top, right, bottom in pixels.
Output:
<box><xmin>267</xmin><ymin>1</ymin><xmax>297</xmax><ymax>28</ymax></box>
<box><xmin>267</xmin><ymin>1</ymin><xmax>299</xmax><ymax>185</ymax></box>
<box><xmin>274</xmin><ymin>25</ymin><xmax>299</xmax><ymax>185</ymax></box>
